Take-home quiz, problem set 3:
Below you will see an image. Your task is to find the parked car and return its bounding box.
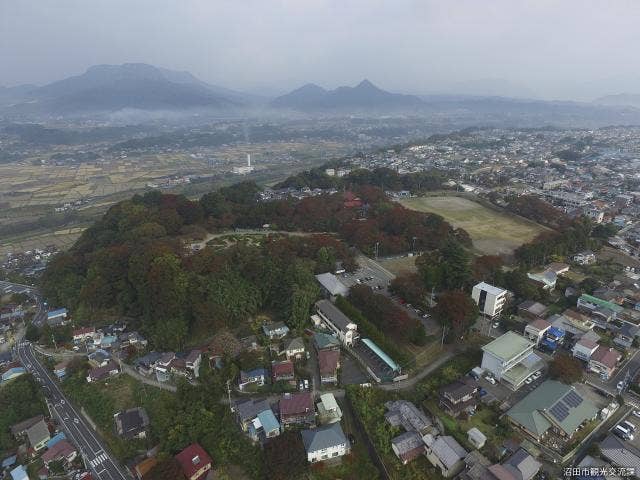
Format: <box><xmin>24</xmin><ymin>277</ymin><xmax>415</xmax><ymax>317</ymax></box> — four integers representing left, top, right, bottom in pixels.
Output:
<box><xmin>633</xmin><ymin>410</ymin><xmax>640</xmax><ymax>418</ymax></box>
<box><xmin>484</xmin><ymin>375</ymin><xmax>496</xmax><ymax>385</ymax></box>
<box><xmin>533</xmin><ymin>371</ymin><xmax>542</xmax><ymax>379</ymax></box>
<box><xmin>492</xmin><ymin>322</ymin><xmax>500</xmax><ymax>329</ymax></box>
<box><xmin>525</xmin><ymin>377</ymin><xmax>533</xmax><ymax>384</ymax></box>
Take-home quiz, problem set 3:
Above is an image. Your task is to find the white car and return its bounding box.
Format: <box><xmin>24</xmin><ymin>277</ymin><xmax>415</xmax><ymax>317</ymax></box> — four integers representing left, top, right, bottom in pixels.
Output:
<box><xmin>492</xmin><ymin>322</ymin><xmax>500</xmax><ymax>329</ymax></box>
<box><xmin>634</xmin><ymin>410</ymin><xmax>640</xmax><ymax>418</ymax></box>
<box><xmin>525</xmin><ymin>377</ymin><xmax>534</xmax><ymax>384</ymax></box>
<box><xmin>484</xmin><ymin>375</ymin><xmax>496</xmax><ymax>385</ymax></box>
<box><xmin>533</xmin><ymin>371</ymin><xmax>542</xmax><ymax>379</ymax></box>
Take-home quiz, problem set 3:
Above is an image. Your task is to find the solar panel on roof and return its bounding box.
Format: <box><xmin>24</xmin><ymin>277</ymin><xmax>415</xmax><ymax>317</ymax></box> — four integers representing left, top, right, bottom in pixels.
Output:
<box><xmin>562</xmin><ymin>390</ymin><xmax>583</xmax><ymax>408</ymax></box>
<box><xmin>549</xmin><ymin>402</ymin><xmax>570</xmax><ymax>422</ymax></box>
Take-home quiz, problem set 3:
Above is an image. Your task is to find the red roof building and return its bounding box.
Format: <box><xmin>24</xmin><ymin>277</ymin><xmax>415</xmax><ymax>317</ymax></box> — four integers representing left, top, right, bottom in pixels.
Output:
<box><xmin>271</xmin><ymin>360</ymin><xmax>295</xmax><ymax>382</ymax></box>
<box><xmin>175</xmin><ymin>443</ymin><xmax>212</xmax><ymax>480</ymax></box>
<box><xmin>343</xmin><ymin>191</ymin><xmax>363</xmax><ymax>208</ymax></box>
<box><xmin>279</xmin><ymin>392</ymin><xmax>315</xmax><ymax>427</ymax></box>
<box><xmin>41</xmin><ymin>439</ymin><xmax>77</xmax><ymax>466</ymax></box>
<box><xmin>318</xmin><ymin>350</ymin><xmax>340</xmax><ymax>384</ymax></box>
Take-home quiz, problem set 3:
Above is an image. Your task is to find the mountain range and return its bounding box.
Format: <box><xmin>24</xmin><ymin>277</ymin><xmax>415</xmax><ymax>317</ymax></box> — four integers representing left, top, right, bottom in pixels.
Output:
<box><xmin>2</xmin><ymin>63</ymin><xmax>640</xmax><ymax>124</ymax></box>
<box><xmin>270</xmin><ymin>79</ymin><xmax>423</xmax><ymax>110</ymax></box>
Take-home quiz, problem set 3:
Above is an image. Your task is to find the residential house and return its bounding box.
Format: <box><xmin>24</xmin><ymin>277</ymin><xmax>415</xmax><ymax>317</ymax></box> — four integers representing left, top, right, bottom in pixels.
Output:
<box><xmin>391</xmin><ymin>432</ymin><xmax>425</xmax><ymax>465</ymax></box>
<box><xmin>313</xmin><ymin>332</ymin><xmax>341</xmax><ymax>352</ymax></box>
<box><xmin>53</xmin><ymin>360</ymin><xmax>70</xmax><ymax>379</ymax></box>
<box><xmin>573</xmin><ymin>251</ymin><xmax>597</xmax><ymax>265</ymax></box>
<box><xmin>506</xmin><ymin>380</ymin><xmax>598</xmax><ymax>441</ymax></box>
<box><xmin>523</xmin><ymin>319</ymin><xmax>551</xmax><ymax>346</ymax></box>
<box><xmin>118</xmin><ymin>331</ymin><xmax>148</xmax><ymax>349</ymax></box>
<box><xmin>248</xmin><ymin>409</ymin><xmax>280</xmax><ymax>441</ymax></box>
<box><xmin>2</xmin><ymin>367</ymin><xmax>26</xmax><ymax>383</ymax></box>
<box><xmin>385</xmin><ymin>400</ymin><xmax>431</xmax><ymax>435</ymax></box>
<box><xmin>518</xmin><ymin>300</ymin><xmax>549</xmax><ymax>321</ymax></box>
<box><xmin>235</xmin><ymin>398</ymin><xmax>272</xmax><ymax>432</ymax></box>
<box><xmin>239</xmin><ymin>335</ymin><xmax>259</xmax><ymax>351</ymax></box>
<box><xmin>26</xmin><ymin>419</ymin><xmax>50</xmax><ymax>452</ymax></box>
<box><xmin>238</xmin><ymin>368</ymin><xmax>268</xmax><ymax>391</ymax></box>
<box><xmin>279</xmin><ymin>392</ymin><xmax>315</xmax><ymax>427</ymax></box>
<box><xmin>572</xmin><ymin>337</ymin><xmax>599</xmax><ymax>362</ymax></box>
<box><xmin>527</xmin><ymin>270</ymin><xmax>557</xmax><ymax>290</ymax></box>
<box><xmin>599</xmin><ymin>434</ymin><xmax>640</xmax><ymax>475</ymax></box>
<box><xmin>315</xmin><ymin>272</ymin><xmax>349</xmax><ymax>297</ymax></box>
<box><xmin>480</xmin><ymin>331</ymin><xmax>543</xmax><ymax>390</ymax></box>
<box><xmin>10</xmin><ymin>466</ymin><xmax>28</xmax><ymax>480</ymax></box>
<box><xmin>86</xmin><ymin>360</ymin><xmax>119</xmax><ymax>383</ymax></box>
<box><xmin>72</xmin><ymin>327</ymin><xmax>95</xmax><ymax>343</ymax></box>
<box><xmin>134</xmin><ymin>352</ymin><xmax>162</xmax><ymax>376</ymax></box>
<box><xmin>185</xmin><ymin>350</ymin><xmax>202</xmax><ymax>378</ymax></box>
<box><xmin>614</xmin><ymin>323</ymin><xmax>639</xmax><ymax>349</ymax></box>
<box><xmin>271</xmin><ymin>360</ymin><xmax>295</xmax><ymax>383</ymax></box>
<box><xmin>318</xmin><ymin>349</ymin><xmax>340</xmax><ymax>384</ymax></box>
<box><xmin>439</xmin><ymin>381</ymin><xmax>478</xmax><ymax>417</ymax></box>
<box><xmin>300</xmin><ymin>423</ymin><xmax>350</xmax><ymax>463</ymax></box>
<box><xmin>154</xmin><ymin>352</ymin><xmax>175</xmax><ymax>382</ymax></box>
<box><xmin>262</xmin><ymin>322</ymin><xmax>290</xmax><ymax>340</ymax></box>
<box><xmin>316</xmin><ymin>393</ymin><xmax>342</xmax><ymax>424</ymax></box>
<box><xmin>46</xmin><ymin>432</ymin><xmax>66</xmax><ymax>449</ymax></box>
<box><xmin>589</xmin><ymin>346</ymin><xmax>622</xmax><ymax>380</ymax></box>
<box><xmin>487</xmin><ymin>448</ymin><xmax>541</xmax><ymax>480</ymax></box>
<box><xmin>423</xmin><ymin>434</ymin><xmax>468</xmax><ymax>478</ymax></box>
<box><xmin>284</xmin><ymin>337</ymin><xmax>305</xmax><ymax>360</ymax></box>
<box><xmin>467</xmin><ymin>428</ymin><xmax>486</xmax><ymax>449</ymax></box>
<box><xmin>41</xmin><ymin>440</ymin><xmax>77</xmax><ymax>467</ymax></box>
<box><xmin>175</xmin><ymin>443</ymin><xmax>212</xmax><ymax>480</ymax></box>
<box><xmin>471</xmin><ymin>282</ymin><xmax>508</xmax><ymax>318</ymax></box>
<box><xmin>88</xmin><ymin>349</ymin><xmax>111</xmax><ymax>367</ymax></box>
<box><xmin>546</xmin><ymin>262</ymin><xmax>570</xmax><ymax>275</ymax></box>
<box><xmin>11</xmin><ymin>415</ymin><xmax>44</xmax><ymax>438</ymax></box>
<box><xmin>114</xmin><ymin>407</ymin><xmax>150</xmax><ymax>439</ymax></box>
<box><xmin>315</xmin><ymin>300</ymin><xmax>359</xmax><ymax>346</ymax></box>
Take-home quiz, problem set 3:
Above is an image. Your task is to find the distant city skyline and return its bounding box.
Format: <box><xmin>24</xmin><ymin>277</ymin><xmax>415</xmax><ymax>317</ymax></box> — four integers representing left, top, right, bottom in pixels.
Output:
<box><xmin>2</xmin><ymin>0</ymin><xmax>640</xmax><ymax>101</ymax></box>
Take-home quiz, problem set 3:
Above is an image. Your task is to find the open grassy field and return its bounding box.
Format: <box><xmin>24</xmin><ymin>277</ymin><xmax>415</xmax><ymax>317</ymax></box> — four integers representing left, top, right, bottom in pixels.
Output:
<box><xmin>399</xmin><ymin>195</ymin><xmax>547</xmax><ymax>255</ymax></box>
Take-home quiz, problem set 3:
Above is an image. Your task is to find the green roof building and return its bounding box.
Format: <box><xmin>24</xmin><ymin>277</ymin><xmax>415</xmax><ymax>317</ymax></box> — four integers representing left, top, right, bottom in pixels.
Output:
<box><xmin>481</xmin><ymin>332</ymin><xmax>543</xmax><ymax>390</ymax></box>
<box><xmin>506</xmin><ymin>380</ymin><xmax>598</xmax><ymax>441</ymax></box>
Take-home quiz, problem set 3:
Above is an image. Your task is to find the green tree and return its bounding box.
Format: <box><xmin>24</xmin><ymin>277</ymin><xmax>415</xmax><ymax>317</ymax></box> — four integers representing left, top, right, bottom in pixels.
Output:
<box><xmin>549</xmin><ymin>353</ymin><xmax>584</xmax><ymax>384</ymax></box>
<box><xmin>264</xmin><ymin>431</ymin><xmax>308</xmax><ymax>480</ymax></box>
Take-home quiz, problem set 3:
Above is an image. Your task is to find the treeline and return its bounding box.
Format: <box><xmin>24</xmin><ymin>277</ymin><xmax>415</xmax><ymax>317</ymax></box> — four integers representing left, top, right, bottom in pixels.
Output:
<box><xmin>0</xmin><ymin>375</ymin><xmax>47</xmax><ymax>453</ymax></box>
<box><xmin>277</xmin><ymin>165</ymin><xmax>450</xmax><ymax>194</ymax></box>
<box><xmin>505</xmin><ymin>194</ymin><xmax>569</xmax><ymax>229</ymax></box>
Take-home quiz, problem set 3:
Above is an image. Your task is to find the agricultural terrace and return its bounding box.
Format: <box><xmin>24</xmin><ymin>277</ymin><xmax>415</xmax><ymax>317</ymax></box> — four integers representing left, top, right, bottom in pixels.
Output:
<box><xmin>398</xmin><ymin>195</ymin><xmax>547</xmax><ymax>255</ymax></box>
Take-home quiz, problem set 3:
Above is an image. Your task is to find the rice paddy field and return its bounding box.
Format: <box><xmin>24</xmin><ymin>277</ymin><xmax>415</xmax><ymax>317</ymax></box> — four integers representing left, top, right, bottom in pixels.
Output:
<box><xmin>398</xmin><ymin>195</ymin><xmax>548</xmax><ymax>255</ymax></box>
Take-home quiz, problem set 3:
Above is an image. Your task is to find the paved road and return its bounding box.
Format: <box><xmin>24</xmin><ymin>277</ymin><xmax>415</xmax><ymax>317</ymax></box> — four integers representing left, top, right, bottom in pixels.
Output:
<box><xmin>15</xmin><ymin>341</ymin><xmax>130</xmax><ymax>480</ymax></box>
<box><xmin>0</xmin><ymin>280</ymin><xmax>47</xmax><ymax>326</ymax></box>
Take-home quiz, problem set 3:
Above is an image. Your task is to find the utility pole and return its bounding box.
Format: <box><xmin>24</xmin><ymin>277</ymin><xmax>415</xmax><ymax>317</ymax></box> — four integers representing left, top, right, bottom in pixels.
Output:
<box><xmin>441</xmin><ymin>326</ymin><xmax>447</xmax><ymax>349</ymax></box>
<box><xmin>226</xmin><ymin>379</ymin><xmax>233</xmax><ymax>412</ymax></box>
<box><xmin>374</xmin><ymin>242</ymin><xmax>380</xmax><ymax>260</ymax></box>
<box><xmin>412</xmin><ymin>236</ymin><xmax>417</xmax><ymax>254</ymax></box>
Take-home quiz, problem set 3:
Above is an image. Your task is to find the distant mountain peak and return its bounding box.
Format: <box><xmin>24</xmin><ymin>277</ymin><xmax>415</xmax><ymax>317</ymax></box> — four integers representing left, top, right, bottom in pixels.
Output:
<box><xmin>272</xmin><ymin>80</ymin><xmax>422</xmax><ymax>111</ymax></box>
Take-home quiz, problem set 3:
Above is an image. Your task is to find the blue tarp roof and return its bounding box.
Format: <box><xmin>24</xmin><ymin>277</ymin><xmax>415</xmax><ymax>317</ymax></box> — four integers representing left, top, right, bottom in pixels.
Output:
<box><xmin>47</xmin><ymin>308</ymin><xmax>67</xmax><ymax>318</ymax></box>
<box><xmin>46</xmin><ymin>431</ymin><xmax>66</xmax><ymax>449</ymax></box>
<box><xmin>1</xmin><ymin>455</ymin><xmax>17</xmax><ymax>468</ymax></box>
<box><xmin>547</xmin><ymin>326</ymin><xmax>565</xmax><ymax>337</ymax></box>
<box><xmin>362</xmin><ymin>338</ymin><xmax>401</xmax><ymax>372</ymax></box>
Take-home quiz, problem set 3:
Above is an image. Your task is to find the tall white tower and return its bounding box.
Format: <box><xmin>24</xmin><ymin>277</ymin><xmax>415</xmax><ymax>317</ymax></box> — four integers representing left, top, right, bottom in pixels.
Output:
<box><xmin>247</xmin><ymin>154</ymin><xmax>251</xmax><ymax>167</ymax></box>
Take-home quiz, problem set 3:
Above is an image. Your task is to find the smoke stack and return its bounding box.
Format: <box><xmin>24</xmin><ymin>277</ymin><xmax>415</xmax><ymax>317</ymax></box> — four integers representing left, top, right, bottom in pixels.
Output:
<box><xmin>247</xmin><ymin>154</ymin><xmax>251</xmax><ymax>167</ymax></box>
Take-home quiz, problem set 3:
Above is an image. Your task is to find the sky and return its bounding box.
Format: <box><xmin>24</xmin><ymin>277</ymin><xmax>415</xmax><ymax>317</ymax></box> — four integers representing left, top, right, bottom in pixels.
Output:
<box><xmin>2</xmin><ymin>0</ymin><xmax>640</xmax><ymax>101</ymax></box>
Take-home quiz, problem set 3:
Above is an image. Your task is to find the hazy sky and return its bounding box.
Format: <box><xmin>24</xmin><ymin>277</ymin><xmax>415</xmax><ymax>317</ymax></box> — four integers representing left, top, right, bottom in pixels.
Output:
<box><xmin>2</xmin><ymin>0</ymin><xmax>640</xmax><ymax>100</ymax></box>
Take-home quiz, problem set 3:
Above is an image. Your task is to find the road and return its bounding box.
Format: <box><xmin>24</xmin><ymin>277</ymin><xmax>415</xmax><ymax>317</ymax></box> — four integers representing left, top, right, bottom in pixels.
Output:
<box><xmin>15</xmin><ymin>340</ymin><xmax>130</xmax><ymax>480</ymax></box>
<box><xmin>0</xmin><ymin>279</ymin><xmax>47</xmax><ymax>326</ymax></box>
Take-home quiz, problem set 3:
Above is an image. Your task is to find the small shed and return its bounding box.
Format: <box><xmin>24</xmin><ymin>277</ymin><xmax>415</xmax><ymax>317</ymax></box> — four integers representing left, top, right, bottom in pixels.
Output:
<box><xmin>467</xmin><ymin>427</ymin><xmax>487</xmax><ymax>449</ymax></box>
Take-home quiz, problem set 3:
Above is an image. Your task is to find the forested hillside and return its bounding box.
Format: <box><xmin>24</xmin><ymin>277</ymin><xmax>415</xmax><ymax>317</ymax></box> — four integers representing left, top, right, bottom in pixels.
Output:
<box><xmin>41</xmin><ymin>176</ymin><xmax>466</xmax><ymax>350</ymax></box>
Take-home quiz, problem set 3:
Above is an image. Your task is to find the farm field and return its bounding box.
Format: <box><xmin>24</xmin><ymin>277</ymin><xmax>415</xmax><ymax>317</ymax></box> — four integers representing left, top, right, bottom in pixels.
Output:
<box><xmin>398</xmin><ymin>195</ymin><xmax>547</xmax><ymax>255</ymax></box>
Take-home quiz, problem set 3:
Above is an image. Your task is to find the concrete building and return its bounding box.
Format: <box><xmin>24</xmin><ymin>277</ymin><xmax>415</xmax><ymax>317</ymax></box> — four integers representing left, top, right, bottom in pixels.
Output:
<box><xmin>523</xmin><ymin>319</ymin><xmax>551</xmax><ymax>346</ymax></box>
<box><xmin>481</xmin><ymin>332</ymin><xmax>543</xmax><ymax>390</ymax></box>
<box><xmin>472</xmin><ymin>282</ymin><xmax>508</xmax><ymax>318</ymax></box>
<box><xmin>315</xmin><ymin>300</ymin><xmax>359</xmax><ymax>346</ymax></box>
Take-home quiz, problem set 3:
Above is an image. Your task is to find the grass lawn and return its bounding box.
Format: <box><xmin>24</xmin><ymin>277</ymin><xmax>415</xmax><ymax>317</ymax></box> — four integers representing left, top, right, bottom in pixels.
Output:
<box><xmin>398</xmin><ymin>196</ymin><xmax>547</xmax><ymax>255</ymax></box>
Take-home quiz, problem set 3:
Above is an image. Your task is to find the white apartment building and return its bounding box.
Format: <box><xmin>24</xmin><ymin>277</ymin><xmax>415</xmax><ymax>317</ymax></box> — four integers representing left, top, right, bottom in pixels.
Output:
<box><xmin>472</xmin><ymin>282</ymin><xmax>508</xmax><ymax>318</ymax></box>
<box><xmin>481</xmin><ymin>332</ymin><xmax>542</xmax><ymax>390</ymax></box>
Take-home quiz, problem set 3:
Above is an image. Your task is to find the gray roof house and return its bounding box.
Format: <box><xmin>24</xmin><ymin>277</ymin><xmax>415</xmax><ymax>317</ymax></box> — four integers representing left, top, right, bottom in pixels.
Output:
<box><xmin>391</xmin><ymin>431</ymin><xmax>425</xmax><ymax>464</ymax></box>
<box><xmin>114</xmin><ymin>407</ymin><xmax>150</xmax><ymax>439</ymax></box>
<box><xmin>315</xmin><ymin>272</ymin><xmax>349</xmax><ymax>297</ymax></box>
<box><xmin>262</xmin><ymin>322</ymin><xmax>290</xmax><ymax>339</ymax></box>
<box><xmin>506</xmin><ymin>380</ymin><xmax>598</xmax><ymax>440</ymax></box>
<box><xmin>284</xmin><ymin>337</ymin><xmax>305</xmax><ymax>359</ymax></box>
<box><xmin>600</xmin><ymin>434</ymin><xmax>640</xmax><ymax>474</ymax></box>
<box><xmin>424</xmin><ymin>434</ymin><xmax>468</xmax><ymax>478</ymax></box>
<box><xmin>487</xmin><ymin>448</ymin><xmax>541</xmax><ymax>480</ymax></box>
<box><xmin>300</xmin><ymin>423</ymin><xmax>350</xmax><ymax>464</ymax></box>
<box><xmin>26</xmin><ymin>419</ymin><xmax>50</xmax><ymax>451</ymax></box>
<box><xmin>235</xmin><ymin>398</ymin><xmax>272</xmax><ymax>431</ymax></box>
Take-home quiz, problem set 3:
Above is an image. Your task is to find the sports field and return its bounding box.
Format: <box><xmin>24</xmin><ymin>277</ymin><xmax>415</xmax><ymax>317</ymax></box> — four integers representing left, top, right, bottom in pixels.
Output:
<box><xmin>399</xmin><ymin>195</ymin><xmax>547</xmax><ymax>255</ymax></box>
